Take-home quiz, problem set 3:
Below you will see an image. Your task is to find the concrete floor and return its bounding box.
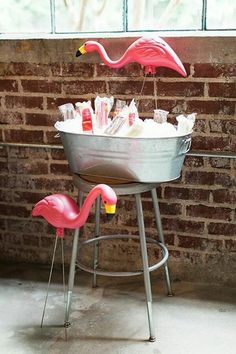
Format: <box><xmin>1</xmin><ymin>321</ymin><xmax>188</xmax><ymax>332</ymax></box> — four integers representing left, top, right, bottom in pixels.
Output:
<box><xmin>0</xmin><ymin>264</ymin><xmax>236</xmax><ymax>354</ymax></box>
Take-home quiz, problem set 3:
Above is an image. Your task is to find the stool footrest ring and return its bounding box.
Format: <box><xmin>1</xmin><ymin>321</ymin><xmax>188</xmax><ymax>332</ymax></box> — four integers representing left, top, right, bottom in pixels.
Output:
<box><xmin>77</xmin><ymin>234</ymin><xmax>169</xmax><ymax>277</ymax></box>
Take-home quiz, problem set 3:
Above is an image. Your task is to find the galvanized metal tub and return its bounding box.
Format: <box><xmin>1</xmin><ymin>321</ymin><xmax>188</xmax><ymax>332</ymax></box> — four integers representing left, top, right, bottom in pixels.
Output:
<box><xmin>59</xmin><ymin>132</ymin><xmax>192</xmax><ymax>183</ymax></box>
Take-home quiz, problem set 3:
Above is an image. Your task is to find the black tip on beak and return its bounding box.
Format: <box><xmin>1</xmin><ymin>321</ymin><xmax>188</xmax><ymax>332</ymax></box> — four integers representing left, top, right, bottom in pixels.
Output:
<box><xmin>106</xmin><ymin>213</ymin><xmax>114</xmax><ymax>221</ymax></box>
<box><xmin>76</xmin><ymin>50</ymin><xmax>82</xmax><ymax>57</ymax></box>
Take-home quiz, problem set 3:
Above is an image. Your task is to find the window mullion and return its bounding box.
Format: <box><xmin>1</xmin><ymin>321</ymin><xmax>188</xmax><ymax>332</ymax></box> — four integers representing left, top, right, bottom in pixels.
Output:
<box><xmin>50</xmin><ymin>0</ymin><xmax>56</xmax><ymax>34</ymax></box>
<box><xmin>202</xmin><ymin>0</ymin><xmax>207</xmax><ymax>30</ymax></box>
<box><xmin>123</xmin><ymin>0</ymin><xmax>128</xmax><ymax>32</ymax></box>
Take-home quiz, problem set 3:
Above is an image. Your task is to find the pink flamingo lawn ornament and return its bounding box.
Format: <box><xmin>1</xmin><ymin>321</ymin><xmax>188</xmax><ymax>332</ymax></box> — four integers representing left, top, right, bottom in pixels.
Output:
<box><xmin>76</xmin><ymin>36</ymin><xmax>187</xmax><ymax>76</ymax></box>
<box><xmin>32</xmin><ymin>184</ymin><xmax>117</xmax><ymax>330</ymax></box>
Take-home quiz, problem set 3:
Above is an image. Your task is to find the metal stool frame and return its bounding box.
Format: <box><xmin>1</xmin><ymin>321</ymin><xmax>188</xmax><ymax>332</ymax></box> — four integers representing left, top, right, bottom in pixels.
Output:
<box><xmin>64</xmin><ymin>175</ymin><xmax>173</xmax><ymax>342</ymax></box>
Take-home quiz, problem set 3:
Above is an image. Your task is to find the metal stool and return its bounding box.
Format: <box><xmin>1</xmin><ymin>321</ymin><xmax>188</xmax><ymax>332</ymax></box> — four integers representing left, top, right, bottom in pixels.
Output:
<box><xmin>65</xmin><ymin>175</ymin><xmax>173</xmax><ymax>342</ymax></box>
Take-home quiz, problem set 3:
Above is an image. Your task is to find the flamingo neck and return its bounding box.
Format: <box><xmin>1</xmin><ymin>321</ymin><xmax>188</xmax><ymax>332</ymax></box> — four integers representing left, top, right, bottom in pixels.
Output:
<box><xmin>95</xmin><ymin>43</ymin><xmax>130</xmax><ymax>69</ymax></box>
<box><xmin>70</xmin><ymin>187</ymin><xmax>102</xmax><ymax>228</ymax></box>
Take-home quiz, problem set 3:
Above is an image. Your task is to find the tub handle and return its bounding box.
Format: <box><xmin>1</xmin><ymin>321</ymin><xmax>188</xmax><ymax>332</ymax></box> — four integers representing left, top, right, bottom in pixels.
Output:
<box><xmin>179</xmin><ymin>137</ymin><xmax>192</xmax><ymax>155</ymax></box>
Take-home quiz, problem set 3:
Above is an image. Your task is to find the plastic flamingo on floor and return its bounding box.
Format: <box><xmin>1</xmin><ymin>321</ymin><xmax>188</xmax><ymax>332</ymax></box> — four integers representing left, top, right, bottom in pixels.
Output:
<box><xmin>76</xmin><ymin>36</ymin><xmax>186</xmax><ymax>76</ymax></box>
<box><xmin>32</xmin><ymin>184</ymin><xmax>117</xmax><ymax>332</ymax></box>
<box><xmin>32</xmin><ymin>184</ymin><xmax>117</xmax><ymax>234</ymax></box>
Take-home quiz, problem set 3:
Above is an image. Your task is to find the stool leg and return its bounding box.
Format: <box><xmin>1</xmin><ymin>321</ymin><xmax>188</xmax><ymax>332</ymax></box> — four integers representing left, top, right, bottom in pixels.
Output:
<box><xmin>61</xmin><ymin>237</ymin><xmax>66</xmax><ymax>304</ymax></box>
<box><xmin>60</xmin><ymin>237</ymin><xmax>68</xmax><ymax>339</ymax></box>
<box><xmin>151</xmin><ymin>188</ymin><xmax>173</xmax><ymax>296</ymax></box>
<box><xmin>93</xmin><ymin>196</ymin><xmax>101</xmax><ymax>288</ymax></box>
<box><xmin>135</xmin><ymin>193</ymin><xmax>156</xmax><ymax>342</ymax></box>
<box><xmin>64</xmin><ymin>191</ymin><xmax>83</xmax><ymax>328</ymax></box>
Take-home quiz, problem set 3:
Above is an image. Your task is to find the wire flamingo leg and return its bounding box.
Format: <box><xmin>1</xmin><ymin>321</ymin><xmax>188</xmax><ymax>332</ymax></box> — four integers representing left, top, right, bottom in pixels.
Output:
<box><xmin>153</xmin><ymin>73</ymin><xmax>158</xmax><ymax>110</ymax></box>
<box><xmin>40</xmin><ymin>234</ymin><xmax>59</xmax><ymax>328</ymax></box>
<box><xmin>136</xmin><ymin>71</ymin><xmax>147</xmax><ymax>109</ymax></box>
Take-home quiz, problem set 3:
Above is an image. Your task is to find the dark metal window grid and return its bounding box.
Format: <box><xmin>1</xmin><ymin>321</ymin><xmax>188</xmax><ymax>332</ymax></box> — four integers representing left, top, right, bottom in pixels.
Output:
<box><xmin>47</xmin><ymin>0</ymin><xmax>236</xmax><ymax>34</ymax></box>
<box><xmin>0</xmin><ymin>0</ymin><xmax>234</xmax><ymax>35</ymax></box>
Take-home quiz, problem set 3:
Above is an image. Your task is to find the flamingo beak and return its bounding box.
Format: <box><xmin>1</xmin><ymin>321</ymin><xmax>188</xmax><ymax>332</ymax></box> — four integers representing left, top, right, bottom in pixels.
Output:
<box><xmin>105</xmin><ymin>204</ymin><xmax>116</xmax><ymax>221</ymax></box>
<box><xmin>76</xmin><ymin>44</ymin><xmax>87</xmax><ymax>57</ymax></box>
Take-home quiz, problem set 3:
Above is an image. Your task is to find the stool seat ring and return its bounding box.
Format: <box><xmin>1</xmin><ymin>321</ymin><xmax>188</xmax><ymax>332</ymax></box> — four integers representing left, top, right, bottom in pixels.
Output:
<box><xmin>77</xmin><ymin>234</ymin><xmax>169</xmax><ymax>277</ymax></box>
<box><xmin>73</xmin><ymin>174</ymin><xmax>159</xmax><ymax>195</ymax></box>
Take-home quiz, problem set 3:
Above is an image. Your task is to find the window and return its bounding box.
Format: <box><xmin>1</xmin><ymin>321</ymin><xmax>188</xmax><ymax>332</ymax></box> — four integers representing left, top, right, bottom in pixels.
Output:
<box><xmin>0</xmin><ymin>0</ymin><xmax>235</xmax><ymax>35</ymax></box>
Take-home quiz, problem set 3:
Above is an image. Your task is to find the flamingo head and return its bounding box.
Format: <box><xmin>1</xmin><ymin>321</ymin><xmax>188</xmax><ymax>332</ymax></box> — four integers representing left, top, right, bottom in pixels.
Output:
<box><xmin>96</xmin><ymin>184</ymin><xmax>117</xmax><ymax>221</ymax></box>
<box><xmin>76</xmin><ymin>41</ymin><xmax>100</xmax><ymax>57</ymax></box>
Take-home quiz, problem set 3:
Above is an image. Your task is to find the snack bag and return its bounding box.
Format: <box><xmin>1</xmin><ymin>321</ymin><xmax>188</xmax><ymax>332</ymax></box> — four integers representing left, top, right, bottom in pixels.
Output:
<box><xmin>75</xmin><ymin>101</ymin><xmax>94</xmax><ymax>133</ymax></box>
<box><xmin>176</xmin><ymin>113</ymin><xmax>196</xmax><ymax>134</ymax></box>
<box><xmin>95</xmin><ymin>96</ymin><xmax>114</xmax><ymax>130</ymax></box>
<box><xmin>113</xmin><ymin>99</ymin><xmax>126</xmax><ymax>117</ymax></box>
<box><xmin>104</xmin><ymin>116</ymin><xmax>127</xmax><ymax>135</ymax></box>
<box><xmin>104</xmin><ymin>105</ymin><xmax>129</xmax><ymax>135</ymax></box>
<box><xmin>128</xmin><ymin>99</ymin><xmax>139</xmax><ymax>126</ymax></box>
<box><xmin>58</xmin><ymin>103</ymin><xmax>76</xmax><ymax>120</ymax></box>
<box><xmin>153</xmin><ymin>109</ymin><xmax>169</xmax><ymax>124</ymax></box>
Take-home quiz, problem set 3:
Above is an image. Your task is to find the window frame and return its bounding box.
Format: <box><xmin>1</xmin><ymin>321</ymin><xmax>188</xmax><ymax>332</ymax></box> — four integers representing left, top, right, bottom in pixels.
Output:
<box><xmin>0</xmin><ymin>0</ymin><xmax>235</xmax><ymax>38</ymax></box>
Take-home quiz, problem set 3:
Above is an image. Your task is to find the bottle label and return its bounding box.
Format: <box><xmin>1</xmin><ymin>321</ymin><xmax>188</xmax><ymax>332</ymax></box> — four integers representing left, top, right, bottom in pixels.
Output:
<box><xmin>82</xmin><ymin>108</ymin><xmax>93</xmax><ymax>131</ymax></box>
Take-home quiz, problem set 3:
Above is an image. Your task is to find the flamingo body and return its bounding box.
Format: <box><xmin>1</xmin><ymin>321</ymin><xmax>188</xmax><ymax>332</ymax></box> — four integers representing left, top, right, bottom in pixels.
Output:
<box><xmin>76</xmin><ymin>36</ymin><xmax>186</xmax><ymax>76</ymax></box>
<box><xmin>32</xmin><ymin>184</ymin><xmax>117</xmax><ymax>231</ymax></box>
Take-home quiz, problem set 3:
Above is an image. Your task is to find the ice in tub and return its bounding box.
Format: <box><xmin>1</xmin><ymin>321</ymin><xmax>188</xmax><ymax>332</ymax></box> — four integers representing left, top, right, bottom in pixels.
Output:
<box><xmin>143</xmin><ymin>119</ymin><xmax>177</xmax><ymax>137</ymax></box>
<box><xmin>124</xmin><ymin>118</ymin><xmax>177</xmax><ymax>138</ymax></box>
<box><xmin>123</xmin><ymin>118</ymin><xmax>146</xmax><ymax>137</ymax></box>
<box><xmin>54</xmin><ymin>116</ymin><xmax>83</xmax><ymax>134</ymax></box>
<box><xmin>56</xmin><ymin>103</ymin><xmax>83</xmax><ymax>133</ymax></box>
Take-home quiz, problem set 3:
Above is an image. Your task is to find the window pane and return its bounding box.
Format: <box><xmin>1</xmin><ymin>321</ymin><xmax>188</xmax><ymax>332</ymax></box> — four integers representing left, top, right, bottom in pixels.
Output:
<box><xmin>0</xmin><ymin>0</ymin><xmax>51</xmax><ymax>33</ymax></box>
<box><xmin>128</xmin><ymin>0</ymin><xmax>202</xmax><ymax>31</ymax></box>
<box><xmin>55</xmin><ymin>0</ymin><xmax>123</xmax><ymax>33</ymax></box>
<box><xmin>207</xmin><ymin>0</ymin><xmax>236</xmax><ymax>29</ymax></box>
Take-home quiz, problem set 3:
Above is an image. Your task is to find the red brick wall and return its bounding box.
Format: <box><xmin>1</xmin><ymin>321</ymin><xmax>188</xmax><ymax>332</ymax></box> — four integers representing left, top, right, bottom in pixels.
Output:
<box><xmin>0</xmin><ymin>37</ymin><xmax>235</xmax><ymax>285</ymax></box>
